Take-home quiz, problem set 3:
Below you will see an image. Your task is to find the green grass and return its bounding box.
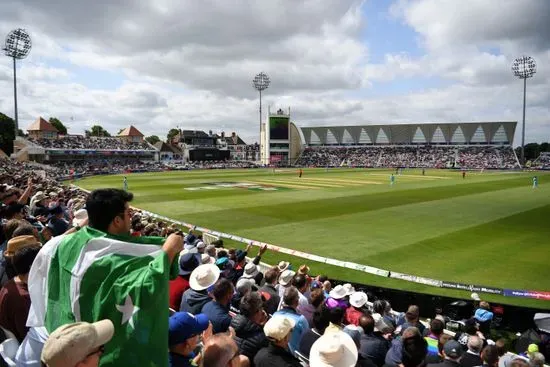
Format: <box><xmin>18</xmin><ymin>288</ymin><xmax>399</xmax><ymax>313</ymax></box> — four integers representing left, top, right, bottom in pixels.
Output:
<box><xmin>76</xmin><ymin>168</ymin><xmax>550</xmax><ymax>309</ymax></box>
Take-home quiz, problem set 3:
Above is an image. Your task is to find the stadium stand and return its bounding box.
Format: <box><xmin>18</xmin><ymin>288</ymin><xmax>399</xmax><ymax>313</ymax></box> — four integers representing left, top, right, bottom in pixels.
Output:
<box><xmin>1</xmin><ymin>157</ymin><xmax>549</xmax><ymax>367</ymax></box>
<box><xmin>296</xmin><ymin>146</ymin><xmax>520</xmax><ymax>169</ymax></box>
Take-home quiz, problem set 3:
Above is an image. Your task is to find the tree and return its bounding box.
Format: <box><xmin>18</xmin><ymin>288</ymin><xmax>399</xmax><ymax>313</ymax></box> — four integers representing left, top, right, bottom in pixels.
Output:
<box><xmin>145</xmin><ymin>135</ymin><xmax>160</xmax><ymax>145</ymax></box>
<box><xmin>85</xmin><ymin>125</ymin><xmax>111</xmax><ymax>137</ymax></box>
<box><xmin>49</xmin><ymin>117</ymin><xmax>68</xmax><ymax>135</ymax></box>
<box><xmin>0</xmin><ymin>112</ymin><xmax>16</xmax><ymax>155</ymax></box>
<box><xmin>167</xmin><ymin>128</ymin><xmax>180</xmax><ymax>142</ymax></box>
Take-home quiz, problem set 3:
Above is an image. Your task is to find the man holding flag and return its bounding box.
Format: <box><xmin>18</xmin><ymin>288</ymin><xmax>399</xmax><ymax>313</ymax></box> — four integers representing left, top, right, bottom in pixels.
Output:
<box><xmin>27</xmin><ymin>188</ymin><xmax>183</xmax><ymax>366</ymax></box>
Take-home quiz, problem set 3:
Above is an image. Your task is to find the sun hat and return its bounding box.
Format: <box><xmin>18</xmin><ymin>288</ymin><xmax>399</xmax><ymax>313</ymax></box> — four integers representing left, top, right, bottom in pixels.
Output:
<box><xmin>343</xmin><ymin>283</ymin><xmax>355</xmax><ymax>296</ymax></box>
<box><xmin>41</xmin><ymin>319</ymin><xmax>114</xmax><ymax>367</ymax></box>
<box><xmin>189</xmin><ymin>264</ymin><xmax>220</xmax><ymax>291</ymax></box>
<box><xmin>242</xmin><ymin>263</ymin><xmax>259</xmax><ymax>279</ymax></box>
<box><xmin>179</xmin><ymin>253</ymin><xmax>200</xmax><ymax>276</ymax></box>
<box><xmin>349</xmin><ymin>291</ymin><xmax>368</xmax><ymax>308</ymax></box>
<box><xmin>278</xmin><ymin>269</ymin><xmax>296</xmax><ymax>286</ymax></box>
<box><xmin>5</xmin><ymin>235</ymin><xmax>41</xmax><ymax>257</ymax></box>
<box><xmin>310</xmin><ymin>331</ymin><xmax>358</xmax><ymax>367</ymax></box>
<box><xmin>48</xmin><ymin>191</ymin><xmax>58</xmax><ymax>198</ymax></box>
<box><xmin>205</xmin><ymin>244</ymin><xmax>216</xmax><ymax>255</ymax></box>
<box><xmin>72</xmin><ymin>209</ymin><xmax>88</xmax><ymax>227</ymax></box>
<box><xmin>471</xmin><ymin>292</ymin><xmax>481</xmax><ymax>301</ymax></box>
<box><xmin>298</xmin><ymin>264</ymin><xmax>310</xmax><ymax>275</ymax></box>
<box><xmin>168</xmin><ymin>312</ymin><xmax>209</xmax><ymax>346</ymax></box>
<box><xmin>329</xmin><ymin>285</ymin><xmax>348</xmax><ymax>300</ymax></box>
<box><xmin>200</xmin><ymin>253</ymin><xmax>215</xmax><ymax>264</ymax></box>
<box><xmin>196</xmin><ymin>241</ymin><xmax>206</xmax><ymax>250</ymax></box>
<box><xmin>277</xmin><ymin>261</ymin><xmax>290</xmax><ymax>272</ymax></box>
<box><xmin>443</xmin><ymin>340</ymin><xmax>463</xmax><ymax>359</ymax></box>
<box><xmin>264</xmin><ymin>316</ymin><xmax>295</xmax><ymax>342</ymax></box>
<box><xmin>236</xmin><ymin>278</ymin><xmax>255</xmax><ymax>295</ymax></box>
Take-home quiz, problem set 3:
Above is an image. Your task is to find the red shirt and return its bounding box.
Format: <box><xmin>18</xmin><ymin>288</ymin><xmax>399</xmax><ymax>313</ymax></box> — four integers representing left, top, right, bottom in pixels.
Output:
<box><xmin>0</xmin><ymin>279</ymin><xmax>31</xmax><ymax>342</ymax></box>
<box><xmin>169</xmin><ymin>276</ymin><xmax>190</xmax><ymax>311</ymax></box>
<box><xmin>344</xmin><ymin>306</ymin><xmax>364</xmax><ymax>326</ymax></box>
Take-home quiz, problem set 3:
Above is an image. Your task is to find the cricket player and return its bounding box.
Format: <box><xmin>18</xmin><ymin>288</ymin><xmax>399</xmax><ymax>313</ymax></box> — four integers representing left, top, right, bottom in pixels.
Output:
<box><xmin>390</xmin><ymin>174</ymin><xmax>395</xmax><ymax>186</ymax></box>
<box><xmin>533</xmin><ymin>176</ymin><xmax>538</xmax><ymax>188</ymax></box>
<box><xmin>123</xmin><ymin>176</ymin><xmax>128</xmax><ymax>191</ymax></box>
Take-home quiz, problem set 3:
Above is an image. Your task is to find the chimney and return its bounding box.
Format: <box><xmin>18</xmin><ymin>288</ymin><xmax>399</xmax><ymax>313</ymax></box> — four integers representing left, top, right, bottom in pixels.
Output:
<box><xmin>232</xmin><ymin>132</ymin><xmax>236</xmax><ymax>137</ymax></box>
<box><xmin>221</xmin><ymin>131</ymin><xmax>225</xmax><ymax>138</ymax></box>
<box><xmin>209</xmin><ymin>130</ymin><xmax>212</xmax><ymax>136</ymax></box>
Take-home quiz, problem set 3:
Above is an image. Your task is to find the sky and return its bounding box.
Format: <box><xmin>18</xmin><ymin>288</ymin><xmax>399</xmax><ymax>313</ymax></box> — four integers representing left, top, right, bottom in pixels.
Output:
<box><xmin>0</xmin><ymin>0</ymin><xmax>548</xmax><ymax>145</ymax></box>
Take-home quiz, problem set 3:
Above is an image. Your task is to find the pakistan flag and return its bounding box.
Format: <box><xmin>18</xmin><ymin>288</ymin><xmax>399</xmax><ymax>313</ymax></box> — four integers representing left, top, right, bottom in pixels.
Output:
<box><xmin>27</xmin><ymin>227</ymin><xmax>179</xmax><ymax>367</ymax></box>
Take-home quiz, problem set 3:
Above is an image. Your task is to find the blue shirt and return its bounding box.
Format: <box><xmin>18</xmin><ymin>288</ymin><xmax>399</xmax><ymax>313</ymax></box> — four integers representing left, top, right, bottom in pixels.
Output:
<box><xmin>201</xmin><ymin>300</ymin><xmax>231</xmax><ymax>334</ymax></box>
<box><xmin>273</xmin><ymin>307</ymin><xmax>310</xmax><ymax>356</ymax></box>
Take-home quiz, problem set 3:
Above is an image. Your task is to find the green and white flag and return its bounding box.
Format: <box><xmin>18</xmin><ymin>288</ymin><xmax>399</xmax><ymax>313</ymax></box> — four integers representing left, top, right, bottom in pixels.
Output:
<box><xmin>28</xmin><ymin>227</ymin><xmax>179</xmax><ymax>367</ymax></box>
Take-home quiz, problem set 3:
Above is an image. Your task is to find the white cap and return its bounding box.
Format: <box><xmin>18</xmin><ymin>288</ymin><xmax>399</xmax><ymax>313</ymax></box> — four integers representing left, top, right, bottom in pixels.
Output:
<box><xmin>264</xmin><ymin>316</ymin><xmax>295</xmax><ymax>341</ymax></box>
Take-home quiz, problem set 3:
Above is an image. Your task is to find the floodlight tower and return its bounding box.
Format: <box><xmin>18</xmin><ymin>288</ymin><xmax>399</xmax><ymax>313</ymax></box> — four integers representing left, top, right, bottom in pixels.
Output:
<box><xmin>512</xmin><ymin>56</ymin><xmax>537</xmax><ymax>166</ymax></box>
<box><xmin>3</xmin><ymin>29</ymin><xmax>32</xmax><ymax>135</ymax></box>
<box><xmin>253</xmin><ymin>72</ymin><xmax>270</xmax><ymax>162</ymax></box>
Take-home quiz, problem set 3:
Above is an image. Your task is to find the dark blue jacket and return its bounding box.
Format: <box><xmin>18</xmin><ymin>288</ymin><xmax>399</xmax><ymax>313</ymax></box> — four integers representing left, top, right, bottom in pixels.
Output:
<box><xmin>201</xmin><ymin>300</ymin><xmax>231</xmax><ymax>334</ymax></box>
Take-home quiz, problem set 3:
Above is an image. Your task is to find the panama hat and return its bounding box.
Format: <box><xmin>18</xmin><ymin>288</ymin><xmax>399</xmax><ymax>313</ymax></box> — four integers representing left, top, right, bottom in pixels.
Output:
<box><xmin>343</xmin><ymin>283</ymin><xmax>355</xmax><ymax>296</ymax></box>
<box><xmin>72</xmin><ymin>209</ymin><xmax>88</xmax><ymax>227</ymax></box>
<box><xmin>278</xmin><ymin>269</ymin><xmax>296</xmax><ymax>286</ymax></box>
<box><xmin>310</xmin><ymin>331</ymin><xmax>358</xmax><ymax>367</ymax></box>
<box><xmin>242</xmin><ymin>263</ymin><xmax>260</xmax><ymax>279</ymax></box>
<box><xmin>5</xmin><ymin>235</ymin><xmax>41</xmax><ymax>258</ymax></box>
<box><xmin>349</xmin><ymin>291</ymin><xmax>368</xmax><ymax>308</ymax></box>
<box><xmin>189</xmin><ymin>264</ymin><xmax>220</xmax><ymax>291</ymax></box>
<box><xmin>329</xmin><ymin>285</ymin><xmax>348</xmax><ymax>300</ymax></box>
<box><xmin>277</xmin><ymin>261</ymin><xmax>290</xmax><ymax>272</ymax></box>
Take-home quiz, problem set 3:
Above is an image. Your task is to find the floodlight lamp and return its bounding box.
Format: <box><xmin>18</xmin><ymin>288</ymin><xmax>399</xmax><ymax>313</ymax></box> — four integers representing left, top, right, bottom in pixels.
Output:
<box><xmin>4</xmin><ymin>29</ymin><xmax>32</xmax><ymax>59</ymax></box>
<box><xmin>253</xmin><ymin>72</ymin><xmax>270</xmax><ymax>91</ymax></box>
<box><xmin>512</xmin><ymin>56</ymin><xmax>536</xmax><ymax>79</ymax></box>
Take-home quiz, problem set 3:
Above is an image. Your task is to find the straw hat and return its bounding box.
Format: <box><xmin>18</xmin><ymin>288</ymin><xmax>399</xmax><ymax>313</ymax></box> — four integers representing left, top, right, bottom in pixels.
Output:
<box><xmin>278</xmin><ymin>269</ymin><xmax>296</xmax><ymax>286</ymax></box>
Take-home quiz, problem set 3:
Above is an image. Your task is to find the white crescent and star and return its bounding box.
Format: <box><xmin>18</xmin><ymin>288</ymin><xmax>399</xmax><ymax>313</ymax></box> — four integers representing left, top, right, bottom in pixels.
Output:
<box><xmin>116</xmin><ymin>295</ymin><xmax>140</xmax><ymax>329</ymax></box>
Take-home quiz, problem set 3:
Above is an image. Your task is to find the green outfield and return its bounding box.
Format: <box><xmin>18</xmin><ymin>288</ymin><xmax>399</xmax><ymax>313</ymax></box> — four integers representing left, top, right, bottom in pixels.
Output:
<box><xmin>76</xmin><ymin>168</ymin><xmax>550</xmax><ymax>309</ymax></box>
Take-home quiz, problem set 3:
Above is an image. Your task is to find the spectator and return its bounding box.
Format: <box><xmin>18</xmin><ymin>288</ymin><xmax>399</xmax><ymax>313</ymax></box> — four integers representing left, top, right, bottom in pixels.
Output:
<box><xmin>276</xmin><ymin>269</ymin><xmax>295</xmax><ymax>303</ymax></box>
<box><xmin>496</xmin><ymin>339</ymin><xmax>511</xmax><ymax>367</ymax></box>
<box><xmin>326</xmin><ymin>305</ymin><xmax>346</xmax><ymax>334</ymax></box>
<box><xmin>426</xmin><ymin>319</ymin><xmax>445</xmax><ymax>363</ymax></box>
<box><xmin>232</xmin><ymin>278</ymin><xmax>254</xmax><ymax>311</ymax></box>
<box><xmin>455</xmin><ymin>318</ymin><xmax>484</xmax><ymax>348</ymax></box>
<box><xmin>428</xmin><ymin>340</ymin><xmax>464</xmax><ymax>367</ymax></box>
<box><xmin>202</xmin><ymin>278</ymin><xmax>234</xmax><ymax>334</ymax></box>
<box><xmin>510</xmin><ymin>359</ymin><xmax>529</xmax><ymax>367</ymax></box>
<box><xmin>291</xmin><ymin>274</ymin><xmax>309</xmax><ymax>308</ymax></box>
<box><xmin>180</xmin><ymin>263</ymin><xmax>220</xmax><ymax>314</ymax></box>
<box><xmin>169</xmin><ymin>312</ymin><xmax>212</xmax><ymax>367</ymax></box>
<box><xmin>231</xmin><ymin>291</ymin><xmax>269</xmax><ymax>363</ymax></box>
<box><xmin>326</xmin><ymin>284</ymin><xmax>349</xmax><ymax>310</ymax></box>
<box><xmin>460</xmin><ymin>335</ymin><xmax>483</xmax><ymax>367</ymax></box>
<box><xmin>529</xmin><ymin>353</ymin><xmax>545</xmax><ymax>367</ymax></box>
<box><xmin>401</xmin><ymin>333</ymin><xmax>428</xmax><ymax>367</ymax></box>
<box><xmin>345</xmin><ymin>325</ymin><xmax>377</xmax><ymax>367</ymax></box>
<box><xmin>258</xmin><ymin>267</ymin><xmax>281</xmax><ymax>315</ymax></box>
<box><xmin>242</xmin><ymin>262</ymin><xmax>263</xmax><ymax>286</ymax></box>
<box><xmin>481</xmin><ymin>345</ymin><xmax>500</xmax><ymax>367</ymax></box>
<box><xmin>201</xmin><ymin>333</ymin><xmax>250</xmax><ymax>367</ymax></box>
<box><xmin>346</xmin><ymin>291</ymin><xmax>369</xmax><ymax>326</ymax></box>
<box><xmin>299</xmin><ymin>308</ymin><xmax>331</xmax><ymax>358</ymax></box>
<box><xmin>169</xmin><ymin>253</ymin><xmax>199</xmax><ymax>311</ymax></box>
<box><xmin>399</xmin><ymin>306</ymin><xmax>426</xmax><ymax>336</ymax></box>
<box><xmin>372</xmin><ymin>300</ymin><xmax>396</xmax><ymax>328</ymax></box>
<box><xmin>359</xmin><ymin>314</ymin><xmax>391</xmax><ymax>367</ymax></box>
<box><xmin>272</xmin><ymin>286</ymin><xmax>310</xmax><ymax>355</ymax></box>
<box><xmin>298</xmin><ymin>288</ymin><xmax>324</xmax><ymax>327</ymax></box>
<box><xmin>0</xmin><ymin>235</ymin><xmax>41</xmax><ymax>342</ymax></box>
<box><xmin>254</xmin><ymin>316</ymin><xmax>301</xmax><ymax>367</ymax></box>
<box><xmin>385</xmin><ymin>327</ymin><xmax>421</xmax><ymax>367</ymax></box>
<box><xmin>46</xmin><ymin>205</ymin><xmax>69</xmax><ymax>236</ymax></box>
<box><xmin>475</xmin><ymin>302</ymin><xmax>494</xmax><ymax>335</ymax></box>
<box><xmin>310</xmin><ymin>331</ymin><xmax>359</xmax><ymax>367</ymax></box>
<box><xmin>41</xmin><ymin>319</ymin><xmax>114</xmax><ymax>367</ymax></box>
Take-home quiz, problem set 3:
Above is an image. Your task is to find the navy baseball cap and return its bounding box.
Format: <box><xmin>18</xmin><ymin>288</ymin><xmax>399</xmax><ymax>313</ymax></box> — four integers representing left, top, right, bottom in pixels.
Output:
<box><xmin>168</xmin><ymin>312</ymin><xmax>209</xmax><ymax>346</ymax></box>
<box><xmin>179</xmin><ymin>253</ymin><xmax>199</xmax><ymax>276</ymax></box>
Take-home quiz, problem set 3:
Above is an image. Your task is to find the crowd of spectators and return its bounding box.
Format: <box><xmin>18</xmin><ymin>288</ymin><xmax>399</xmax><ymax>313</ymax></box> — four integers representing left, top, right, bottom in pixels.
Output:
<box><xmin>296</xmin><ymin>146</ymin><xmax>520</xmax><ymax>169</ymax></box>
<box><xmin>1</xmin><ymin>157</ymin><xmax>549</xmax><ymax>367</ymax></box>
<box><xmin>27</xmin><ymin>136</ymin><xmax>156</xmax><ymax>151</ymax></box>
<box><xmin>532</xmin><ymin>154</ymin><xmax>550</xmax><ymax>170</ymax></box>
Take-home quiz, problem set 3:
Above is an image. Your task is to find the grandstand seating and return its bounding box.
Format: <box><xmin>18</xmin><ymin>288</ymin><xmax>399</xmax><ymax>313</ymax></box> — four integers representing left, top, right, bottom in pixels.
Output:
<box><xmin>27</xmin><ymin>136</ymin><xmax>155</xmax><ymax>151</ymax></box>
<box><xmin>296</xmin><ymin>145</ymin><xmax>520</xmax><ymax>169</ymax></box>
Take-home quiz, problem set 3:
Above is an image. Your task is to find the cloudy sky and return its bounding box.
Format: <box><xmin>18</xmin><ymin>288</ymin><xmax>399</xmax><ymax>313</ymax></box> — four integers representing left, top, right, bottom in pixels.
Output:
<box><xmin>0</xmin><ymin>0</ymin><xmax>548</xmax><ymax>145</ymax></box>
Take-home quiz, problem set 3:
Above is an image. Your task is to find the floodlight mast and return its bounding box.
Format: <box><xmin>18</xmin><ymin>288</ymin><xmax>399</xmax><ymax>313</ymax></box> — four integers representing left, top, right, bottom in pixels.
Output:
<box><xmin>511</xmin><ymin>56</ymin><xmax>537</xmax><ymax>166</ymax></box>
<box><xmin>253</xmin><ymin>72</ymin><xmax>270</xmax><ymax>162</ymax></box>
<box><xmin>3</xmin><ymin>28</ymin><xmax>32</xmax><ymax>136</ymax></box>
